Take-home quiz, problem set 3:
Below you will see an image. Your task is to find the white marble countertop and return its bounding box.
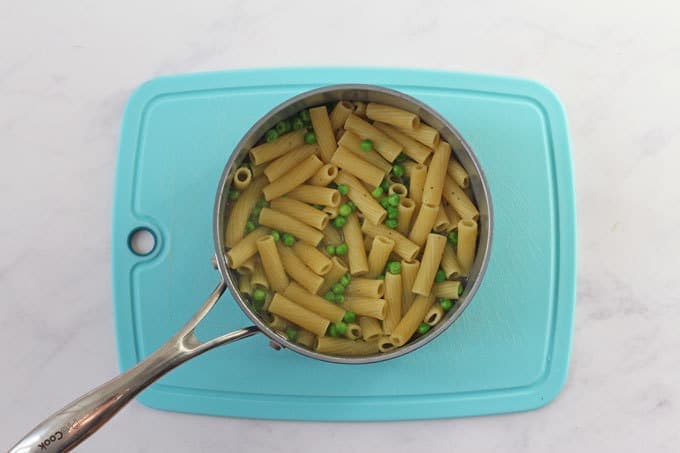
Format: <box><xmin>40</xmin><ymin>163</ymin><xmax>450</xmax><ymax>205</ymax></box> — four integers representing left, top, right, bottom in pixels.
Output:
<box><xmin>2</xmin><ymin>1</ymin><xmax>679</xmax><ymax>451</ymax></box>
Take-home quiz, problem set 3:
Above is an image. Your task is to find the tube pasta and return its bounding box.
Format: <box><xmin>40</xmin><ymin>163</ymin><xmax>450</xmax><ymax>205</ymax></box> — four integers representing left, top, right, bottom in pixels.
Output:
<box><xmin>236</xmin><ymin>257</ymin><xmax>256</xmax><ymax>275</ymax></box>
<box><xmin>258</xmin><ymin>208</ymin><xmax>324</xmax><ymax>246</ymax></box>
<box><xmin>408</xmin><ymin>203</ymin><xmax>440</xmax><ymax>246</ymax></box>
<box><xmin>378</xmin><ymin>336</ymin><xmax>398</xmax><ymax>352</ymax></box>
<box><xmin>296</xmin><ymin>330</ymin><xmax>316</xmax><ymax>348</ymax></box>
<box><xmin>397</xmin><ymin>123</ymin><xmax>440</xmax><ymax>148</ymax></box>
<box><xmin>433</xmin><ymin>205</ymin><xmax>450</xmax><ymax>233</ymax></box>
<box><xmin>409</xmin><ymin>163</ymin><xmax>427</xmax><ymax>205</ymax></box>
<box><xmin>457</xmin><ymin>219</ymin><xmax>478</xmax><ymax>275</ymax></box>
<box><xmin>433</xmin><ymin>281</ymin><xmax>463</xmax><ymax>299</ymax></box>
<box><xmin>390</xmin><ymin>294</ymin><xmax>435</xmax><ymax>346</ymax></box>
<box><xmin>344</xmin><ymin>114</ymin><xmax>402</xmax><ymax>162</ymax></box>
<box><xmin>251</xmin><ymin>163</ymin><xmax>266</xmax><ymax>178</ymax></box>
<box><xmin>335</xmin><ymin>171</ymin><xmax>386</xmax><ymax>225</ymax></box>
<box><xmin>308</xmin><ymin>163</ymin><xmax>338</xmax><ymax>186</ymax></box>
<box><xmin>269</xmin><ymin>198</ymin><xmax>329</xmax><ymax>230</ymax></box>
<box><xmin>331</xmin><ymin>146</ymin><xmax>385</xmax><ymax>187</ymax></box>
<box><xmin>338</xmin><ymin>131</ymin><xmax>392</xmax><ymax>173</ymax></box>
<box><xmin>359</xmin><ymin>316</ymin><xmax>382</xmax><ymax>340</ymax></box>
<box><xmin>277</xmin><ymin>244</ymin><xmax>324</xmax><ymax>294</ymax></box>
<box><xmin>238</xmin><ymin>274</ymin><xmax>252</xmax><ymax>295</ymax></box>
<box><xmin>342</xmin><ymin>297</ymin><xmax>387</xmax><ymax>320</ymax></box>
<box><xmin>422</xmin><ymin>142</ymin><xmax>451</xmax><ymax>206</ymax></box>
<box><xmin>424</xmin><ymin>304</ymin><xmax>445</xmax><ymax>326</ymax></box>
<box><xmin>233</xmin><ymin>167</ymin><xmax>252</xmax><ymax>190</ymax></box>
<box><xmin>323</xmin><ymin>224</ymin><xmax>343</xmax><ymax>245</ymax></box>
<box><xmin>268</xmin><ymin>314</ymin><xmax>290</xmax><ymax>330</ymax></box>
<box><xmin>343</xmin><ymin>213</ymin><xmax>369</xmax><ymax>276</ymax></box>
<box><xmin>345</xmin><ymin>323</ymin><xmax>362</xmax><ymax>340</ymax></box>
<box><xmin>225</xmin><ymin>176</ymin><xmax>268</xmax><ymax>247</ymax></box>
<box><xmin>373</xmin><ymin>122</ymin><xmax>432</xmax><ymax>164</ymax></box>
<box><xmin>412</xmin><ymin>234</ymin><xmax>447</xmax><ymax>296</ymax></box>
<box><xmin>361</xmin><ymin>221</ymin><xmax>420</xmax><ymax>261</ymax></box>
<box><xmin>249</xmin><ymin>129</ymin><xmax>306</xmax><ymax>166</ymax></box>
<box><xmin>443</xmin><ymin>202</ymin><xmax>461</xmax><ymax>231</ymax></box>
<box><xmin>310</xmin><ymin>106</ymin><xmax>336</xmax><ymax>163</ymax></box>
<box><xmin>353</xmin><ymin>101</ymin><xmax>367</xmax><ymax>117</ymax></box>
<box><xmin>447</xmin><ymin>160</ymin><xmax>470</xmax><ymax>188</ymax></box>
<box><xmin>268</xmin><ymin>294</ymin><xmax>330</xmax><ymax>337</ymax></box>
<box><xmin>346</xmin><ymin>278</ymin><xmax>385</xmax><ymax>298</ymax></box>
<box><xmin>323</xmin><ymin>205</ymin><xmax>338</xmax><ymax>219</ymax></box>
<box><xmin>383</xmin><ymin>272</ymin><xmax>402</xmax><ymax>334</ymax></box>
<box><xmin>315</xmin><ymin>337</ymin><xmax>379</xmax><ymax>356</ymax></box>
<box><xmin>366</xmin><ymin>235</ymin><xmax>395</xmax><ymax>278</ymax></box>
<box><xmin>443</xmin><ymin>176</ymin><xmax>479</xmax><ymax>220</ymax></box>
<box><xmin>256</xmin><ymin>235</ymin><xmax>289</xmax><ymax>292</ymax></box>
<box><xmin>397</xmin><ymin>198</ymin><xmax>416</xmax><ymax>235</ymax></box>
<box><xmin>287</xmin><ymin>185</ymin><xmax>341</xmax><ymax>207</ymax></box>
<box><xmin>227</xmin><ymin>227</ymin><xmax>270</xmax><ymax>269</ymax></box>
<box><xmin>400</xmin><ymin>259</ymin><xmax>420</xmax><ymax>313</ymax></box>
<box><xmin>264</xmin><ymin>144</ymin><xmax>317</xmax><ymax>182</ymax></box>
<box><xmin>262</xmin><ymin>155</ymin><xmax>323</xmax><ymax>201</ymax></box>
<box><xmin>330</xmin><ymin>101</ymin><xmax>354</xmax><ymax>130</ymax></box>
<box><xmin>319</xmin><ymin>256</ymin><xmax>348</xmax><ymax>294</ymax></box>
<box><xmin>388</xmin><ymin>183</ymin><xmax>408</xmax><ymax>198</ymax></box>
<box><xmin>366</xmin><ymin>103</ymin><xmax>420</xmax><ymax>130</ymax></box>
<box><xmin>283</xmin><ymin>282</ymin><xmax>346</xmax><ymax>322</ymax></box>
<box><xmin>250</xmin><ymin>258</ymin><xmax>269</xmax><ymax>289</ymax></box>
<box><xmin>292</xmin><ymin>241</ymin><xmax>332</xmax><ymax>275</ymax></box>
<box><xmin>440</xmin><ymin>244</ymin><xmax>462</xmax><ymax>279</ymax></box>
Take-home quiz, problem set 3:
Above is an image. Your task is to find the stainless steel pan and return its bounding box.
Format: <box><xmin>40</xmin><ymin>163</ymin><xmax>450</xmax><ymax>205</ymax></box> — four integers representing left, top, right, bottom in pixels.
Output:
<box><xmin>10</xmin><ymin>85</ymin><xmax>493</xmax><ymax>453</ymax></box>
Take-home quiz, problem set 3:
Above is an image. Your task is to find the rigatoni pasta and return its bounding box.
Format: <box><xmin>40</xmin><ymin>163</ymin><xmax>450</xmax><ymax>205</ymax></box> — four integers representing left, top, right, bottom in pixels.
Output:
<box><xmin>223</xmin><ymin>99</ymin><xmax>481</xmax><ymax>356</ymax></box>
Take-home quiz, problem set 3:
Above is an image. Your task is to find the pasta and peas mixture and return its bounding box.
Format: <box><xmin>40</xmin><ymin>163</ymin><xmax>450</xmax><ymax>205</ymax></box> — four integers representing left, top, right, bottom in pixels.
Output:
<box><xmin>224</xmin><ymin>101</ymin><xmax>479</xmax><ymax>356</ymax></box>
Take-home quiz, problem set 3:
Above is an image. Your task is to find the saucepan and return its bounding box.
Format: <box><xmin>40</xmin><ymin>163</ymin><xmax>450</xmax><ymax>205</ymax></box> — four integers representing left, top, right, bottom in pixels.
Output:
<box><xmin>10</xmin><ymin>84</ymin><xmax>493</xmax><ymax>453</ymax></box>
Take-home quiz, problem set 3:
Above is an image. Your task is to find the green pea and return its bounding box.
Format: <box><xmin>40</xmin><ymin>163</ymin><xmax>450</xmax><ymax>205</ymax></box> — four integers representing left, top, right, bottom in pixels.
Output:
<box><xmin>387</xmin><ymin>261</ymin><xmax>401</xmax><ymax>274</ymax></box>
<box><xmin>335</xmin><ymin>294</ymin><xmax>344</xmax><ymax>304</ymax></box>
<box><xmin>325</xmin><ymin>245</ymin><xmax>336</xmax><ymax>256</ymax></box>
<box><xmin>381</xmin><ymin>179</ymin><xmax>390</xmax><ymax>191</ymax></box>
<box><xmin>447</xmin><ymin>231</ymin><xmax>458</xmax><ymax>246</ymax></box>
<box><xmin>292</xmin><ymin>117</ymin><xmax>305</xmax><ymax>130</ymax></box>
<box><xmin>371</xmin><ymin>186</ymin><xmax>384</xmax><ymax>198</ymax></box>
<box><xmin>313</xmin><ymin>204</ymin><xmax>324</xmax><ymax>210</ymax></box>
<box><xmin>256</xmin><ymin>199</ymin><xmax>267</xmax><ymax>208</ymax></box>
<box><xmin>265</xmin><ymin>129</ymin><xmax>279</xmax><ymax>142</ymax></box>
<box><xmin>325</xmin><ymin>291</ymin><xmax>337</xmax><ymax>302</ymax></box>
<box><xmin>337</xmin><ymin>184</ymin><xmax>349</xmax><ymax>195</ymax></box>
<box><xmin>387</xmin><ymin>194</ymin><xmax>400</xmax><ymax>207</ymax></box>
<box><xmin>286</xmin><ymin>327</ymin><xmax>298</xmax><ymax>342</ymax></box>
<box><xmin>252</xmin><ymin>298</ymin><xmax>265</xmax><ymax>311</ymax></box>
<box><xmin>338</xmin><ymin>204</ymin><xmax>352</xmax><ymax>217</ymax></box>
<box><xmin>245</xmin><ymin>221</ymin><xmax>256</xmax><ymax>233</ymax></box>
<box><xmin>282</xmin><ymin>233</ymin><xmax>296</xmax><ymax>246</ymax></box>
<box><xmin>304</xmin><ymin>131</ymin><xmax>317</xmax><ymax>144</ymax></box>
<box><xmin>440</xmin><ymin>299</ymin><xmax>453</xmax><ymax>311</ymax></box>
<box><xmin>333</xmin><ymin>216</ymin><xmax>347</xmax><ymax>228</ymax></box>
<box><xmin>343</xmin><ymin>311</ymin><xmax>356</xmax><ymax>323</ymax></box>
<box><xmin>360</xmin><ymin>139</ymin><xmax>373</xmax><ymax>152</ymax></box>
<box><xmin>458</xmin><ymin>283</ymin><xmax>464</xmax><ymax>296</ymax></box>
<box><xmin>253</xmin><ymin>288</ymin><xmax>266</xmax><ymax>302</ymax></box>
<box><xmin>385</xmin><ymin>219</ymin><xmax>398</xmax><ymax>229</ymax></box>
<box><xmin>333</xmin><ymin>321</ymin><xmax>348</xmax><ymax>336</ymax></box>
<box><xmin>300</xmin><ymin>109</ymin><xmax>311</xmax><ymax>122</ymax></box>
<box><xmin>395</xmin><ymin>153</ymin><xmax>407</xmax><ymax>163</ymax></box>
<box><xmin>379</xmin><ymin>197</ymin><xmax>391</xmax><ymax>209</ymax></box>
<box><xmin>270</xmin><ymin>230</ymin><xmax>281</xmax><ymax>241</ymax></box>
<box><xmin>377</xmin><ymin>274</ymin><xmax>385</xmax><ymax>280</ymax></box>
<box><xmin>347</xmin><ymin>200</ymin><xmax>357</xmax><ymax>211</ymax></box>
<box><xmin>276</xmin><ymin>120</ymin><xmax>291</xmax><ymax>135</ymax></box>
<box><xmin>418</xmin><ymin>322</ymin><xmax>431</xmax><ymax>334</ymax></box>
<box><xmin>332</xmin><ymin>283</ymin><xmax>345</xmax><ymax>295</ymax></box>
<box><xmin>251</xmin><ymin>205</ymin><xmax>262</xmax><ymax>219</ymax></box>
<box><xmin>328</xmin><ymin>323</ymin><xmax>339</xmax><ymax>337</ymax></box>
<box><xmin>392</xmin><ymin>164</ymin><xmax>405</xmax><ymax>177</ymax></box>
<box><xmin>435</xmin><ymin>269</ymin><xmax>446</xmax><ymax>282</ymax></box>
<box><xmin>228</xmin><ymin>189</ymin><xmax>240</xmax><ymax>201</ymax></box>
<box><xmin>340</xmin><ymin>273</ymin><xmax>351</xmax><ymax>287</ymax></box>
<box><xmin>387</xmin><ymin>206</ymin><xmax>399</xmax><ymax>220</ymax></box>
<box><xmin>335</xmin><ymin>243</ymin><xmax>348</xmax><ymax>256</ymax></box>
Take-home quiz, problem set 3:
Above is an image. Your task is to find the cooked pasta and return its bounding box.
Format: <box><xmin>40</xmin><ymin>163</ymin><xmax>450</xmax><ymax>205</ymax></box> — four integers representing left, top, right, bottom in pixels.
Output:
<box><xmin>310</xmin><ymin>106</ymin><xmax>336</xmax><ymax>163</ymax></box>
<box><xmin>224</xmin><ymin>98</ymin><xmax>481</xmax><ymax>357</ymax></box>
<box><xmin>269</xmin><ymin>198</ymin><xmax>329</xmax><ymax>231</ymax></box>
<box><xmin>233</xmin><ymin>167</ymin><xmax>252</xmax><ymax>190</ymax></box>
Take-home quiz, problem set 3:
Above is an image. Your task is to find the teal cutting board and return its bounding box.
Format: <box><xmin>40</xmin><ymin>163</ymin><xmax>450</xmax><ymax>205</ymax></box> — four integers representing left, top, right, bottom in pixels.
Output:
<box><xmin>112</xmin><ymin>68</ymin><xmax>576</xmax><ymax>420</ymax></box>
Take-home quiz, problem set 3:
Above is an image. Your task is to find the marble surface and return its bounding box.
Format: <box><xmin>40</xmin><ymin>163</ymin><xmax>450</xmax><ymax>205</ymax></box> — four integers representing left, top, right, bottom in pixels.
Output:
<box><xmin>2</xmin><ymin>0</ymin><xmax>679</xmax><ymax>451</ymax></box>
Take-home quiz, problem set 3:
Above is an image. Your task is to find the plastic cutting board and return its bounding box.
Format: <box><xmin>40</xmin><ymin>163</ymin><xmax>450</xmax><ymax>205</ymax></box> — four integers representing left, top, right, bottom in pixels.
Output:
<box><xmin>112</xmin><ymin>68</ymin><xmax>576</xmax><ymax>420</ymax></box>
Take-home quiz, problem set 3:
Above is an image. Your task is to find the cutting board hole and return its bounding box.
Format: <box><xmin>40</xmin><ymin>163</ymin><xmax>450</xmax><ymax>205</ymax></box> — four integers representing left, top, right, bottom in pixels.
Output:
<box><xmin>128</xmin><ymin>228</ymin><xmax>156</xmax><ymax>256</ymax></box>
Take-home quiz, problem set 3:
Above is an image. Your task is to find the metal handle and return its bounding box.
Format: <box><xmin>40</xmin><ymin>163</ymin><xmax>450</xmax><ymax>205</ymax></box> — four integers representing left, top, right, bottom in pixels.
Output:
<box><xmin>9</xmin><ymin>281</ymin><xmax>260</xmax><ymax>453</ymax></box>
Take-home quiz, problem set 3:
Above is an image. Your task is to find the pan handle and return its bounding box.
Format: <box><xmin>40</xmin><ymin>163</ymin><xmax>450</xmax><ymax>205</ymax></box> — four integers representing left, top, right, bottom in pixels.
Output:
<box><xmin>9</xmin><ymin>281</ymin><xmax>260</xmax><ymax>453</ymax></box>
